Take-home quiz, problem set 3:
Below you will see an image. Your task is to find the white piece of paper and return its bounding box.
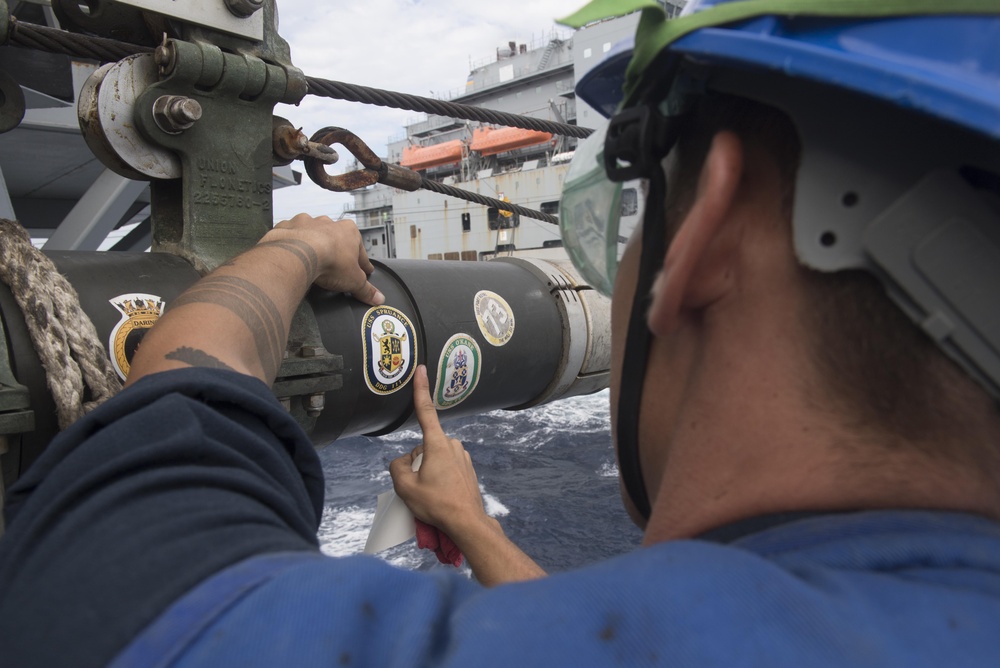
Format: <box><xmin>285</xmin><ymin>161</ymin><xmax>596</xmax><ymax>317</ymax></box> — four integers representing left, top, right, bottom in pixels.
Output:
<box><xmin>363</xmin><ymin>453</ymin><xmax>422</xmax><ymax>554</ymax></box>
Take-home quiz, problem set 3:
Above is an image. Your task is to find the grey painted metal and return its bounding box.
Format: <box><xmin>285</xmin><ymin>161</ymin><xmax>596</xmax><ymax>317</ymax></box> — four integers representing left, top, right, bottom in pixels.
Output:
<box><xmin>110</xmin><ymin>216</ymin><xmax>152</xmax><ymax>252</ymax></box>
<box><xmin>43</xmin><ymin>169</ymin><xmax>147</xmax><ymax>250</ymax></box>
<box><xmin>0</xmin><ymin>164</ymin><xmax>16</xmax><ymax>220</ymax></box>
<box><xmin>115</xmin><ymin>0</ymin><xmax>264</xmax><ymax>40</ymax></box>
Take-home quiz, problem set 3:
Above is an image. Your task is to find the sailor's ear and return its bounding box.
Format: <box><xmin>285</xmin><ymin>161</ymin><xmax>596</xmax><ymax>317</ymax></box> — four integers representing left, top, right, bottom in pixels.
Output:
<box><xmin>647</xmin><ymin>130</ymin><xmax>744</xmax><ymax>336</ymax></box>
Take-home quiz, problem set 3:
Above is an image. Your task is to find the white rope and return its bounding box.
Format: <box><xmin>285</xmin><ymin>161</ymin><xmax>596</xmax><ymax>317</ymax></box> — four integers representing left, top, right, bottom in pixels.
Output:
<box><xmin>0</xmin><ymin>219</ymin><xmax>121</xmax><ymax>429</ymax></box>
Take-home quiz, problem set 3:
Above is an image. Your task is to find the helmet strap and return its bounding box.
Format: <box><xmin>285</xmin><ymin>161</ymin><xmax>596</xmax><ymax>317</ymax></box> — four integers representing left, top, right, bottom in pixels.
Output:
<box><xmin>615</xmin><ymin>159</ymin><xmax>668</xmax><ymax>522</ymax></box>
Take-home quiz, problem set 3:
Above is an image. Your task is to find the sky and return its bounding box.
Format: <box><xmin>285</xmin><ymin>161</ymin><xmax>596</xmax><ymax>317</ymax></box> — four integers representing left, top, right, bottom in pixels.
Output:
<box><xmin>270</xmin><ymin>0</ymin><xmax>585</xmax><ymax>222</ymax></box>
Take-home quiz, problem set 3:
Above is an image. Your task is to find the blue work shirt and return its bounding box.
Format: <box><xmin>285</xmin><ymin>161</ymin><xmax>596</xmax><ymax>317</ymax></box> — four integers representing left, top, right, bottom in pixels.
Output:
<box><xmin>1</xmin><ymin>369</ymin><xmax>999</xmax><ymax>667</ymax></box>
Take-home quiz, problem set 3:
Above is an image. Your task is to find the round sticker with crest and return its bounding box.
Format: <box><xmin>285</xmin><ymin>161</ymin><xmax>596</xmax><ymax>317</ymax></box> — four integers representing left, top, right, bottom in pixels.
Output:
<box><xmin>434</xmin><ymin>334</ymin><xmax>482</xmax><ymax>409</ymax></box>
<box><xmin>473</xmin><ymin>290</ymin><xmax>515</xmax><ymax>346</ymax></box>
<box><xmin>362</xmin><ymin>305</ymin><xmax>417</xmax><ymax>395</ymax></box>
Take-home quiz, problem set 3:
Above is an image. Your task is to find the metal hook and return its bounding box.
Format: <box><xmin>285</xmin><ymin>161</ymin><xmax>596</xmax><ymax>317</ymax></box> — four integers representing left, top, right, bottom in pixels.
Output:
<box><xmin>305</xmin><ymin>127</ymin><xmax>422</xmax><ymax>193</ymax></box>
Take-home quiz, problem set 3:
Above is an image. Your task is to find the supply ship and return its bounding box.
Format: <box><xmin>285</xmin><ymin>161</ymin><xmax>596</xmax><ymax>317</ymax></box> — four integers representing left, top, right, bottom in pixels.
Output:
<box><xmin>346</xmin><ymin>2</ymin><xmax>686</xmax><ymax>262</ymax></box>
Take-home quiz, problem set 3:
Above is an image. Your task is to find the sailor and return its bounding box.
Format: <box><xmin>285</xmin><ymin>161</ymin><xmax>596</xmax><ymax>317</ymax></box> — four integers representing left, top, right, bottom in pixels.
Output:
<box><xmin>3</xmin><ymin>0</ymin><xmax>1000</xmax><ymax>665</ymax></box>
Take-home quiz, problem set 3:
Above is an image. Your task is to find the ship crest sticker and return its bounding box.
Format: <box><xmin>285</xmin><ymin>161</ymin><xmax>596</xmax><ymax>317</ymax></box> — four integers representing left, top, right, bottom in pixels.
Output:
<box><xmin>473</xmin><ymin>290</ymin><xmax>515</xmax><ymax>346</ymax></box>
<box><xmin>363</xmin><ymin>306</ymin><xmax>417</xmax><ymax>395</ymax></box>
<box><xmin>434</xmin><ymin>334</ymin><xmax>482</xmax><ymax>409</ymax></box>
<box><xmin>109</xmin><ymin>293</ymin><xmax>166</xmax><ymax>381</ymax></box>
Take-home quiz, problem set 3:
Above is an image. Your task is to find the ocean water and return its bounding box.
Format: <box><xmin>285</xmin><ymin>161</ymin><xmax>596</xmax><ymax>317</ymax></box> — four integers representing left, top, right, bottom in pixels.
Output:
<box><xmin>316</xmin><ymin>389</ymin><xmax>644</xmax><ymax>577</ymax></box>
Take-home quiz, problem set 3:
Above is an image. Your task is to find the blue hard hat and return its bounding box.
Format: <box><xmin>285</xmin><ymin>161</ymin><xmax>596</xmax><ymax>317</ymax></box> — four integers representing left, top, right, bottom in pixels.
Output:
<box><xmin>572</xmin><ymin>0</ymin><xmax>1000</xmax><ymax>140</ymax></box>
<box><xmin>576</xmin><ymin>37</ymin><xmax>634</xmax><ymax>119</ymax></box>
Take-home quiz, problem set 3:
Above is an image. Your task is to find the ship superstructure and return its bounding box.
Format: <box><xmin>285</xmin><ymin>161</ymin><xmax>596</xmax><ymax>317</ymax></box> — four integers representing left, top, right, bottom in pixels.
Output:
<box><xmin>346</xmin><ymin>2</ymin><xmax>685</xmax><ymax>261</ymax></box>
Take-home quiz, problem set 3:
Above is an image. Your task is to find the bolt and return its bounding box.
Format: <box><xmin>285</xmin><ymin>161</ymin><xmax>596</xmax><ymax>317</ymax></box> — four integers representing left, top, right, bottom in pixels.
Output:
<box><xmin>300</xmin><ymin>345</ymin><xmax>325</xmax><ymax>358</ymax></box>
<box><xmin>224</xmin><ymin>0</ymin><xmax>264</xmax><ymax>18</ymax></box>
<box><xmin>152</xmin><ymin>95</ymin><xmax>202</xmax><ymax>134</ymax></box>
<box><xmin>306</xmin><ymin>392</ymin><xmax>325</xmax><ymax>417</ymax></box>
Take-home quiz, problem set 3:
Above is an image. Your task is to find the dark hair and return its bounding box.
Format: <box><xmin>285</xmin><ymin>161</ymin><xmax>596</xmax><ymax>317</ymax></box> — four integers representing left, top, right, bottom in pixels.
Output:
<box><xmin>668</xmin><ymin>94</ymin><xmax>981</xmax><ymax>450</ymax></box>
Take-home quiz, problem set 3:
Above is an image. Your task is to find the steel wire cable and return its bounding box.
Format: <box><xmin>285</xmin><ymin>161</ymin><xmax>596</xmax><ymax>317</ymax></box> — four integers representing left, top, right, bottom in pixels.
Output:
<box><xmin>421</xmin><ymin>178</ymin><xmax>559</xmax><ymax>226</ymax></box>
<box><xmin>7</xmin><ymin>18</ymin><xmax>153</xmax><ymax>62</ymax></box>
<box><xmin>306</xmin><ymin>76</ymin><xmax>592</xmax><ymax>139</ymax></box>
<box><xmin>4</xmin><ymin>20</ymin><xmax>570</xmax><ymax>226</ymax></box>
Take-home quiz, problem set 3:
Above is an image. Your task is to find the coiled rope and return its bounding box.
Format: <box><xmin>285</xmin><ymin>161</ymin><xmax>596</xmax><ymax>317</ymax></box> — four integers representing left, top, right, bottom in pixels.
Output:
<box><xmin>0</xmin><ymin>219</ymin><xmax>121</xmax><ymax>428</ymax></box>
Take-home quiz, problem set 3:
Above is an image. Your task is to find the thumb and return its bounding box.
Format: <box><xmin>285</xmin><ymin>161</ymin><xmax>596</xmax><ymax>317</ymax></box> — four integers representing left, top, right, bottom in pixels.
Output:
<box><xmin>353</xmin><ymin>280</ymin><xmax>385</xmax><ymax>306</ymax></box>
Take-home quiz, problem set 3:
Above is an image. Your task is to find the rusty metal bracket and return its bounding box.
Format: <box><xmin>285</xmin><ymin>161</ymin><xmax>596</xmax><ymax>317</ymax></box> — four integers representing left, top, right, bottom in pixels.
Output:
<box><xmin>304</xmin><ymin>126</ymin><xmax>422</xmax><ymax>193</ymax></box>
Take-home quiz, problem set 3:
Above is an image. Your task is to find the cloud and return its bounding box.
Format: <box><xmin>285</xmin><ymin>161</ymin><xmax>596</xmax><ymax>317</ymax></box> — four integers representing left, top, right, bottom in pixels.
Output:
<box><xmin>272</xmin><ymin>0</ymin><xmax>582</xmax><ymax>221</ymax></box>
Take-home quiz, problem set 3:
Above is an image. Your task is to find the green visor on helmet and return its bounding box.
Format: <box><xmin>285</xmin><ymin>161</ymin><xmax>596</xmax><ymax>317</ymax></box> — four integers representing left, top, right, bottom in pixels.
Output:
<box><xmin>559</xmin><ymin>121</ymin><xmax>626</xmax><ymax>297</ymax></box>
<box><xmin>559</xmin><ymin>120</ymin><xmax>648</xmax><ymax>297</ymax></box>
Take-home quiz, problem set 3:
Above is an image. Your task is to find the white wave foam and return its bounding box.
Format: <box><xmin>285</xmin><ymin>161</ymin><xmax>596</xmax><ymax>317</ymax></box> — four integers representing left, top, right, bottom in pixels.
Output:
<box><xmin>482</xmin><ymin>491</ymin><xmax>509</xmax><ymax>518</ymax></box>
<box><xmin>597</xmin><ymin>461</ymin><xmax>619</xmax><ymax>478</ymax></box>
<box><xmin>523</xmin><ymin>391</ymin><xmax>611</xmax><ymax>433</ymax></box>
<box><xmin>317</xmin><ymin>505</ymin><xmax>373</xmax><ymax>557</ymax></box>
<box><xmin>372</xmin><ymin>427</ymin><xmax>422</xmax><ymax>444</ymax></box>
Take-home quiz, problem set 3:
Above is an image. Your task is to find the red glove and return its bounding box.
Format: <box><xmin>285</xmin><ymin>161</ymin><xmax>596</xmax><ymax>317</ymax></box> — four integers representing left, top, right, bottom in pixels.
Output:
<box><xmin>414</xmin><ymin>519</ymin><xmax>464</xmax><ymax>567</ymax></box>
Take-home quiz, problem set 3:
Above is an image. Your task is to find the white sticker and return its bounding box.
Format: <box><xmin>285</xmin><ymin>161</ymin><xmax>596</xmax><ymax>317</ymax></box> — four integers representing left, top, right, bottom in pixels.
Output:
<box><xmin>474</xmin><ymin>290</ymin><xmax>515</xmax><ymax>346</ymax></box>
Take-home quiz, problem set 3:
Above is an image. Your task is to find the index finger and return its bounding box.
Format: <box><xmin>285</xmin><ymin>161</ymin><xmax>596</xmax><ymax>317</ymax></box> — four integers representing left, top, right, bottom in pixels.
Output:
<box><xmin>412</xmin><ymin>365</ymin><xmax>445</xmax><ymax>440</ymax></box>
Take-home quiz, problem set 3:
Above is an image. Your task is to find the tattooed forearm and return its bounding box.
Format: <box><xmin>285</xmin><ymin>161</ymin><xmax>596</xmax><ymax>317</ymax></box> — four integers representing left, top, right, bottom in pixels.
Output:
<box><xmin>257</xmin><ymin>239</ymin><xmax>319</xmax><ymax>279</ymax></box>
<box><xmin>170</xmin><ymin>275</ymin><xmax>285</xmax><ymax>378</ymax></box>
<box><xmin>165</xmin><ymin>346</ymin><xmax>236</xmax><ymax>371</ymax></box>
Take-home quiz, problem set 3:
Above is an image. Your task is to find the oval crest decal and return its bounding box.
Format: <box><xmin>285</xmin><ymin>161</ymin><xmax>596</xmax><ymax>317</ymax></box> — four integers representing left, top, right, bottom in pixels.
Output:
<box><xmin>434</xmin><ymin>334</ymin><xmax>482</xmax><ymax>409</ymax></box>
<box><xmin>362</xmin><ymin>305</ymin><xmax>417</xmax><ymax>395</ymax></box>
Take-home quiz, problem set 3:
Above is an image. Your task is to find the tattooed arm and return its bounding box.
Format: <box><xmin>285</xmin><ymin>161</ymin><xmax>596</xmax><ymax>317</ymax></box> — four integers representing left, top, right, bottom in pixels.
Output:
<box><xmin>125</xmin><ymin>214</ymin><xmax>384</xmax><ymax>387</ymax></box>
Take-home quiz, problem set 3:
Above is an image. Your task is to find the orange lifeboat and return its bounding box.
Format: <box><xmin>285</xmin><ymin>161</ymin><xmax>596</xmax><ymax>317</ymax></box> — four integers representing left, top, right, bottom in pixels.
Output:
<box><xmin>470</xmin><ymin>127</ymin><xmax>553</xmax><ymax>156</ymax></box>
<box><xmin>400</xmin><ymin>140</ymin><xmax>465</xmax><ymax>170</ymax></box>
